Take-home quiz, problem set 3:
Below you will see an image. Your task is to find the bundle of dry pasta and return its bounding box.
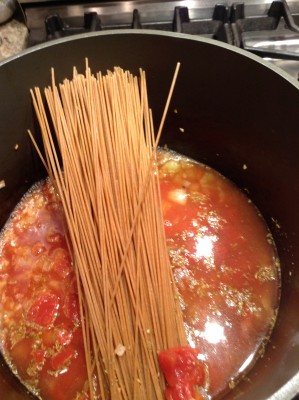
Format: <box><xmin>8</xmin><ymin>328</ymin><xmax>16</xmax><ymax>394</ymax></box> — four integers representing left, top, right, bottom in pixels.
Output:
<box><xmin>29</xmin><ymin>63</ymin><xmax>187</xmax><ymax>399</ymax></box>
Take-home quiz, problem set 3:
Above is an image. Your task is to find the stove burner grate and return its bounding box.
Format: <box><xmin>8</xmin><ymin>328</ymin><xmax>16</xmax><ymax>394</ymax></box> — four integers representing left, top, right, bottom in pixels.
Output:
<box><xmin>45</xmin><ymin>4</ymin><xmax>232</xmax><ymax>44</ymax></box>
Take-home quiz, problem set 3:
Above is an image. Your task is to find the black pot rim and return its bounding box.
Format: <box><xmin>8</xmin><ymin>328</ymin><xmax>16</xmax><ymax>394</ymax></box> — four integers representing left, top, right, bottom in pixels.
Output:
<box><xmin>1</xmin><ymin>29</ymin><xmax>299</xmax><ymax>91</ymax></box>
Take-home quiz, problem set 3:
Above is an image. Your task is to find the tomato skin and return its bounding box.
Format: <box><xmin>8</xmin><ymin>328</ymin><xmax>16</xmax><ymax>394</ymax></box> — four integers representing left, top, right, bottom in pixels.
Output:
<box><xmin>159</xmin><ymin>346</ymin><xmax>206</xmax><ymax>400</ymax></box>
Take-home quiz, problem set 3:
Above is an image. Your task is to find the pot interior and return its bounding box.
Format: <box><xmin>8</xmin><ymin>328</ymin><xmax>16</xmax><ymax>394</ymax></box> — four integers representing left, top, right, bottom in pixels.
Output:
<box><xmin>0</xmin><ymin>32</ymin><xmax>298</xmax><ymax>400</ymax></box>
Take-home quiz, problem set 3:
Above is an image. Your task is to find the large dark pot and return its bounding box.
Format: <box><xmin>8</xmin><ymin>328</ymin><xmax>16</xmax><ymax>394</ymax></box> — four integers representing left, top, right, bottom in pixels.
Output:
<box><xmin>0</xmin><ymin>31</ymin><xmax>298</xmax><ymax>400</ymax></box>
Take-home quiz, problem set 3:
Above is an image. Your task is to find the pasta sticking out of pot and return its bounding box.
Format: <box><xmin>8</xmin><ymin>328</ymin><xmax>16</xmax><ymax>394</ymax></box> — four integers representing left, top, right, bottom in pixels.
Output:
<box><xmin>0</xmin><ymin>61</ymin><xmax>280</xmax><ymax>400</ymax></box>
<box><xmin>28</xmin><ymin>62</ymin><xmax>189</xmax><ymax>399</ymax></box>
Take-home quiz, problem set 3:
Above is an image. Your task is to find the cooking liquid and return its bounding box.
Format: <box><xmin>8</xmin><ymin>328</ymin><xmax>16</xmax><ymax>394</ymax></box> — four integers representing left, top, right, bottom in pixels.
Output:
<box><xmin>158</xmin><ymin>150</ymin><xmax>280</xmax><ymax>396</ymax></box>
<box><xmin>0</xmin><ymin>149</ymin><xmax>280</xmax><ymax>399</ymax></box>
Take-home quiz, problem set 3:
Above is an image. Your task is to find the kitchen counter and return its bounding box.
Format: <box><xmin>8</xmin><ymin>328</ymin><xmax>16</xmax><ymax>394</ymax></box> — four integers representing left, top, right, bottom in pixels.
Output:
<box><xmin>0</xmin><ymin>18</ymin><xmax>28</xmax><ymax>61</ymax></box>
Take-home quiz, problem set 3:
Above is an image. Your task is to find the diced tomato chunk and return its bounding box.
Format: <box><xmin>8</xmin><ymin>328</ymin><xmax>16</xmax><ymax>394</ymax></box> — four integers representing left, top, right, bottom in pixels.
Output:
<box><xmin>27</xmin><ymin>293</ymin><xmax>60</xmax><ymax>327</ymax></box>
<box><xmin>159</xmin><ymin>346</ymin><xmax>206</xmax><ymax>400</ymax></box>
<box><xmin>50</xmin><ymin>346</ymin><xmax>77</xmax><ymax>370</ymax></box>
<box><xmin>32</xmin><ymin>349</ymin><xmax>46</xmax><ymax>365</ymax></box>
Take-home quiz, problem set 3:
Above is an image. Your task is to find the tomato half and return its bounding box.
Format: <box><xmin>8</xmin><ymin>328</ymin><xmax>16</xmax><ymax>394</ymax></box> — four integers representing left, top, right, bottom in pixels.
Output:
<box><xmin>159</xmin><ymin>346</ymin><xmax>206</xmax><ymax>400</ymax></box>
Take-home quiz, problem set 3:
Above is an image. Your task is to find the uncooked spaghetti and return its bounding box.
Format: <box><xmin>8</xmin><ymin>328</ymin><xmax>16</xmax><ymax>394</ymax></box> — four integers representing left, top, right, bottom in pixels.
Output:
<box><xmin>29</xmin><ymin>62</ymin><xmax>187</xmax><ymax>399</ymax></box>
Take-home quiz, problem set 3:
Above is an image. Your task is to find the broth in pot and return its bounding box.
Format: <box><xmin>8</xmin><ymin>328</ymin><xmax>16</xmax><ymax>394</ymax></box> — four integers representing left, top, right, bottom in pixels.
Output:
<box><xmin>0</xmin><ymin>148</ymin><xmax>280</xmax><ymax>400</ymax></box>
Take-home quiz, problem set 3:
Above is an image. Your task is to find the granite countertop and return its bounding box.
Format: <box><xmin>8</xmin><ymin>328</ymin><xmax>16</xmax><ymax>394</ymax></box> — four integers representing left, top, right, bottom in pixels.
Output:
<box><xmin>0</xmin><ymin>18</ymin><xmax>28</xmax><ymax>61</ymax></box>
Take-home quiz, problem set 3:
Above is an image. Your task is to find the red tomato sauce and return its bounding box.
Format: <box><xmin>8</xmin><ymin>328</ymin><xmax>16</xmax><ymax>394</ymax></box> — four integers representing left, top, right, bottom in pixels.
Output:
<box><xmin>158</xmin><ymin>150</ymin><xmax>280</xmax><ymax>397</ymax></box>
<box><xmin>0</xmin><ymin>182</ymin><xmax>88</xmax><ymax>400</ymax></box>
<box><xmin>0</xmin><ymin>150</ymin><xmax>280</xmax><ymax>400</ymax></box>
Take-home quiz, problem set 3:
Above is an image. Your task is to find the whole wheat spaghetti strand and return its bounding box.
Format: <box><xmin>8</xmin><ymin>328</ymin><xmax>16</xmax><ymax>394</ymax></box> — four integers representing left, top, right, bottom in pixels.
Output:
<box><xmin>31</xmin><ymin>71</ymin><xmax>134</xmax><ymax>396</ymax></box>
<box><xmin>29</xmin><ymin>64</ymin><xmax>187</xmax><ymax>400</ymax></box>
<box><xmin>108</xmin><ymin>64</ymin><xmax>181</xmax><ymax>304</ymax></box>
<box><xmin>32</xmin><ymin>82</ymin><xmax>110</xmax><ymax>397</ymax></box>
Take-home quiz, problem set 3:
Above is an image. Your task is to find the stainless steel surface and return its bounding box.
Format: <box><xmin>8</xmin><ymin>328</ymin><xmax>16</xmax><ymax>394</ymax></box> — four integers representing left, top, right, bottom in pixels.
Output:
<box><xmin>20</xmin><ymin>0</ymin><xmax>299</xmax><ymax>79</ymax></box>
<box><xmin>243</xmin><ymin>30</ymin><xmax>299</xmax><ymax>58</ymax></box>
<box><xmin>18</xmin><ymin>0</ymin><xmax>275</xmax><ymax>5</ymax></box>
<box><xmin>21</xmin><ymin>0</ymin><xmax>234</xmax><ymax>50</ymax></box>
<box><xmin>266</xmin><ymin>56</ymin><xmax>299</xmax><ymax>77</ymax></box>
